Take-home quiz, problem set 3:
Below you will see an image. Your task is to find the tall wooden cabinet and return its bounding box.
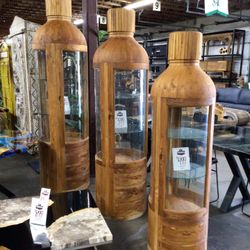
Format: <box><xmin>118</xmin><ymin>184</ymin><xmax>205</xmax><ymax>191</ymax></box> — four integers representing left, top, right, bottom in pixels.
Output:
<box><xmin>148</xmin><ymin>31</ymin><xmax>216</xmax><ymax>250</ymax></box>
<box><xmin>33</xmin><ymin>0</ymin><xmax>89</xmax><ymax>193</ymax></box>
<box><xmin>94</xmin><ymin>8</ymin><xmax>149</xmax><ymax>220</ymax></box>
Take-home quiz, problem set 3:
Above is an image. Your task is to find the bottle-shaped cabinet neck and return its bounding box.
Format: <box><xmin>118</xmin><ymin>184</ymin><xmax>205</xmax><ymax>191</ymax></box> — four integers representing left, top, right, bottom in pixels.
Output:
<box><xmin>107</xmin><ymin>8</ymin><xmax>135</xmax><ymax>38</ymax></box>
<box><xmin>46</xmin><ymin>0</ymin><xmax>72</xmax><ymax>21</ymax></box>
<box><xmin>168</xmin><ymin>31</ymin><xmax>202</xmax><ymax>65</ymax></box>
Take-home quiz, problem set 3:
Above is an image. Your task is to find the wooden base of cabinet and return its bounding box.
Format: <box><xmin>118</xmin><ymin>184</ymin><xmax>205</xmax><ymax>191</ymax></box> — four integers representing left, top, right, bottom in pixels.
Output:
<box><xmin>95</xmin><ymin>149</ymin><xmax>147</xmax><ymax>220</ymax></box>
<box><xmin>39</xmin><ymin>137</ymin><xmax>89</xmax><ymax>193</ymax></box>
<box><xmin>148</xmin><ymin>199</ymin><xmax>208</xmax><ymax>250</ymax></box>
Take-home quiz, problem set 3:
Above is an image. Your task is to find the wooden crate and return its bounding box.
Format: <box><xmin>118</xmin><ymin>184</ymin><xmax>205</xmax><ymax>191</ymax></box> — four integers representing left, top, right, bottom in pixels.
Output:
<box><xmin>200</xmin><ymin>60</ymin><xmax>230</xmax><ymax>72</ymax></box>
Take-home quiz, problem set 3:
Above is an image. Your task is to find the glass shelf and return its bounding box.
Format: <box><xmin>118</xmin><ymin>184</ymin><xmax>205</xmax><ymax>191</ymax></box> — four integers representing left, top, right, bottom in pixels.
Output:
<box><xmin>115</xmin><ymin>129</ymin><xmax>144</xmax><ymax>134</ymax></box>
<box><xmin>168</xmin><ymin>127</ymin><xmax>207</xmax><ymax>140</ymax></box>
<box><xmin>167</xmin><ymin>163</ymin><xmax>205</xmax><ymax>180</ymax></box>
<box><xmin>115</xmin><ymin>93</ymin><xmax>146</xmax><ymax>100</ymax></box>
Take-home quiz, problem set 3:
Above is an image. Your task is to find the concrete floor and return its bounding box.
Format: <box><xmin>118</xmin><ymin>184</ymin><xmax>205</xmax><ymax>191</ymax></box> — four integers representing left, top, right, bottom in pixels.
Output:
<box><xmin>1</xmin><ymin>151</ymin><xmax>250</xmax><ymax>249</ymax></box>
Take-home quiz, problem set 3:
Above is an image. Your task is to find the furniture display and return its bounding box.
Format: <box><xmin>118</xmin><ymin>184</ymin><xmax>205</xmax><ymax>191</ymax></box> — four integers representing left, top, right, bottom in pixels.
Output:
<box><xmin>9</xmin><ymin>16</ymin><xmax>40</xmax><ymax>136</ymax></box>
<box><xmin>0</xmin><ymin>190</ymin><xmax>113</xmax><ymax>250</ymax></box>
<box><xmin>148</xmin><ymin>31</ymin><xmax>216</xmax><ymax>249</ymax></box>
<box><xmin>32</xmin><ymin>0</ymin><xmax>89</xmax><ymax>193</ymax></box>
<box><xmin>201</xmin><ymin>29</ymin><xmax>245</xmax><ymax>88</ymax></box>
<box><xmin>216</xmin><ymin>87</ymin><xmax>250</xmax><ymax>113</ymax></box>
<box><xmin>213</xmin><ymin>128</ymin><xmax>250</xmax><ymax>212</ymax></box>
<box><xmin>0</xmin><ymin>42</ymin><xmax>16</xmax><ymax>130</ymax></box>
<box><xmin>94</xmin><ymin>8</ymin><xmax>149</xmax><ymax>220</ymax></box>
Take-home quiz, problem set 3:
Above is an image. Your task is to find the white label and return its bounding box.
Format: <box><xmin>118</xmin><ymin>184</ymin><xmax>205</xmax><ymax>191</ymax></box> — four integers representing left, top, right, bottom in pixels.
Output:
<box><xmin>40</xmin><ymin>188</ymin><xmax>50</xmax><ymax>203</ymax></box>
<box><xmin>64</xmin><ymin>96</ymin><xmax>71</xmax><ymax>115</ymax></box>
<box><xmin>205</xmin><ymin>0</ymin><xmax>228</xmax><ymax>16</ymax></box>
<box><xmin>0</xmin><ymin>52</ymin><xmax>8</xmax><ymax>58</ymax></box>
<box><xmin>153</xmin><ymin>1</ymin><xmax>161</xmax><ymax>11</ymax></box>
<box><xmin>100</xmin><ymin>16</ymin><xmax>107</xmax><ymax>25</ymax></box>
<box><xmin>115</xmin><ymin>110</ymin><xmax>128</xmax><ymax>132</ymax></box>
<box><xmin>172</xmin><ymin>147</ymin><xmax>191</xmax><ymax>171</ymax></box>
<box><xmin>30</xmin><ymin>198</ymin><xmax>48</xmax><ymax>226</ymax></box>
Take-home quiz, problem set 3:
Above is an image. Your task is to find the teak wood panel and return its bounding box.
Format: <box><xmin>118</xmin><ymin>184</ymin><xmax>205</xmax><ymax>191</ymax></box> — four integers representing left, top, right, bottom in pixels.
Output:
<box><xmin>204</xmin><ymin>104</ymin><xmax>215</xmax><ymax>208</ymax></box>
<box><xmin>65</xmin><ymin>137</ymin><xmax>89</xmax><ymax>190</ymax></box>
<box><xmin>45</xmin><ymin>44</ymin><xmax>66</xmax><ymax>193</ymax></box>
<box><xmin>96</xmin><ymin>153</ymin><xmax>147</xmax><ymax>220</ymax></box>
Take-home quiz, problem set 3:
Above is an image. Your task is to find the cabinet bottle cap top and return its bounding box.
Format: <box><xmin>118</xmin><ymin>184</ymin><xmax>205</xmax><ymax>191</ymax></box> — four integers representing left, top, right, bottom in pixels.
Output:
<box><xmin>168</xmin><ymin>31</ymin><xmax>202</xmax><ymax>61</ymax></box>
<box><xmin>45</xmin><ymin>0</ymin><xmax>72</xmax><ymax>21</ymax></box>
<box><xmin>107</xmin><ymin>8</ymin><xmax>135</xmax><ymax>34</ymax></box>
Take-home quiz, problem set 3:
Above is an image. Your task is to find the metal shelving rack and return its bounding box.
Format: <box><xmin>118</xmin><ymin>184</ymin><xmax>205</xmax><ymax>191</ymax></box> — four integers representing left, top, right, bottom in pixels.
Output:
<box><xmin>202</xmin><ymin>29</ymin><xmax>245</xmax><ymax>87</ymax></box>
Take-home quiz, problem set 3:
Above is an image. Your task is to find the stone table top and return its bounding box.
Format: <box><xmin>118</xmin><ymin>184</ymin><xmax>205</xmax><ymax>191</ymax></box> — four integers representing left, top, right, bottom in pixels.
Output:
<box><xmin>0</xmin><ymin>191</ymin><xmax>112</xmax><ymax>250</ymax></box>
<box><xmin>0</xmin><ymin>197</ymin><xmax>53</xmax><ymax>228</ymax></box>
<box><xmin>0</xmin><ymin>197</ymin><xmax>33</xmax><ymax>228</ymax></box>
<box><xmin>48</xmin><ymin>208</ymin><xmax>113</xmax><ymax>250</ymax></box>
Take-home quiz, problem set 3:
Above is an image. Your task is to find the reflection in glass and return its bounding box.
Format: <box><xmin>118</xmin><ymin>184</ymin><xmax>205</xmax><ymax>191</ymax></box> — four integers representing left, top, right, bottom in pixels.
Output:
<box><xmin>166</xmin><ymin>106</ymin><xmax>209</xmax><ymax>210</ymax></box>
<box><xmin>37</xmin><ymin>50</ymin><xmax>49</xmax><ymax>142</ymax></box>
<box><xmin>63</xmin><ymin>51</ymin><xmax>88</xmax><ymax>141</ymax></box>
<box><xmin>114</xmin><ymin>69</ymin><xmax>147</xmax><ymax>161</ymax></box>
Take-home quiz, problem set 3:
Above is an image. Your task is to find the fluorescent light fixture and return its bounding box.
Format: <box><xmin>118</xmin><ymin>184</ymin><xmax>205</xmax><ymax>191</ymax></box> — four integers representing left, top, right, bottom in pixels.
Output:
<box><xmin>73</xmin><ymin>19</ymin><xmax>84</xmax><ymax>25</ymax></box>
<box><xmin>124</xmin><ymin>0</ymin><xmax>156</xmax><ymax>10</ymax></box>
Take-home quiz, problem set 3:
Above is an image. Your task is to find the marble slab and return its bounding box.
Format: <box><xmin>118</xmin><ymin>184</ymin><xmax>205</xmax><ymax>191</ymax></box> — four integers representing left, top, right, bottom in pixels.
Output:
<box><xmin>48</xmin><ymin>208</ymin><xmax>113</xmax><ymax>250</ymax></box>
<box><xmin>0</xmin><ymin>197</ymin><xmax>53</xmax><ymax>228</ymax></box>
<box><xmin>0</xmin><ymin>197</ymin><xmax>33</xmax><ymax>228</ymax></box>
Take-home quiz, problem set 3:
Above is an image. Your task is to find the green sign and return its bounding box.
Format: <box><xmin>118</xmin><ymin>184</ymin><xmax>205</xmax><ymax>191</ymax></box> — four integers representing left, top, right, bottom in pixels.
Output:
<box><xmin>205</xmin><ymin>0</ymin><xmax>228</xmax><ymax>17</ymax></box>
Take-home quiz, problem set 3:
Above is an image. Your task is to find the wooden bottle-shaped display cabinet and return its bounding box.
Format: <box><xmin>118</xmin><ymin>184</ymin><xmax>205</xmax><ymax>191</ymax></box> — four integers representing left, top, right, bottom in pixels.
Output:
<box><xmin>94</xmin><ymin>8</ymin><xmax>149</xmax><ymax>220</ymax></box>
<box><xmin>32</xmin><ymin>0</ymin><xmax>89</xmax><ymax>193</ymax></box>
<box><xmin>148</xmin><ymin>31</ymin><xmax>216</xmax><ymax>249</ymax></box>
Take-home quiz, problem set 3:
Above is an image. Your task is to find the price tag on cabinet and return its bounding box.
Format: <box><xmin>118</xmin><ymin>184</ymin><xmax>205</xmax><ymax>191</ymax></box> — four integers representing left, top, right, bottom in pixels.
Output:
<box><xmin>172</xmin><ymin>147</ymin><xmax>191</xmax><ymax>171</ymax></box>
<box><xmin>115</xmin><ymin>110</ymin><xmax>128</xmax><ymax>133</ymax></box>
<box><xmin>64</xmin><ymin>96</ymin><xmax>71</xmax><ymax>115</ymax></box>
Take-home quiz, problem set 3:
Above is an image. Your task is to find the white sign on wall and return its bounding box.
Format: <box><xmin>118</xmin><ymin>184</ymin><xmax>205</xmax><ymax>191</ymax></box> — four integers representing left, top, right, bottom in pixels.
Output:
<box><xmin>205</xmin><ymin>0</ymin><xmax>228</xmax><ymax>16</ymax></box>
<box><xmin>100</xmin><ymin>16</ymin><xmax>107</xmax><ymax>25</ymax></box>
<box><xmin>153</xmin><ymin>1</ymin><xmax>161</xmax><ymax>12</ymax></box>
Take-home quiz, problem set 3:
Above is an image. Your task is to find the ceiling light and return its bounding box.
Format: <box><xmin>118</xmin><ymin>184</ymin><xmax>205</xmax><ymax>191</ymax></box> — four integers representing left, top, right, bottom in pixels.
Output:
<box><xmin>124</xmin><ymin>0</ymin><xmax>156</xmax><ymax>10</ymax></box>
<box><xmin>73</xmin><ymin>19</ymin><xmax>84</xmax><ymax>26</ymax></box>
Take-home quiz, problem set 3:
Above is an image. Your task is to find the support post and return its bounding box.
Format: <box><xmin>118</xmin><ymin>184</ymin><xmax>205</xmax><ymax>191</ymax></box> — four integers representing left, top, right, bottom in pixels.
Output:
<box><xmin>82</xmin><ymin>0</ymin><xmax>98</xmax><ymax>176</ymax></box>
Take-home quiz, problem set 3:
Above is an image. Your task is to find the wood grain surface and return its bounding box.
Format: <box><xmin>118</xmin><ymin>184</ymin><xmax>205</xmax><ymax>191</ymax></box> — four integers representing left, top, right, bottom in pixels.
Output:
<box><xmin>148</xmin><ymin>31</ymin><xmax>216</xmax><ymax>249</ymax></box>
<box><xmin>34</xmin><ymin>0</ymin><xmax>89</xmax><ymax>193</ymax></box>
<box><xmin>96</xmin><ymin>150</ymin><xmax>147</xmax><ymax>220</ymax></box>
